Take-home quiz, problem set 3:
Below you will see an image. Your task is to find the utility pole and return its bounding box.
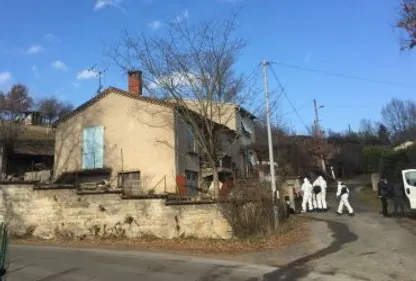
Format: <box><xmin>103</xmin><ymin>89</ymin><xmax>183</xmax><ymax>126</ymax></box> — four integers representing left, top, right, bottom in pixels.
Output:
<box><xmin>313</xmin><ymin>98</ymin><xmax>326</xmax><ymax>172</ymax></box>
<box><xmin>313</xmin><ymin>99</ymin><xmax>323</xmax><ymax>137</ymax></box>
<box><xmin>261</xmin><ymin>60</ymin><xmax>278</xmax><ymax>202</ymax></box>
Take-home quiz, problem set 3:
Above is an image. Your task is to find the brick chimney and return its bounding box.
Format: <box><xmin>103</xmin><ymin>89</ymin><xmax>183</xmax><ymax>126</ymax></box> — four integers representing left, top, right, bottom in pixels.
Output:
<box><xmin>128</xmin><ymin>70</ymin><xmax>142</xmax><ymax>96</ymax></box>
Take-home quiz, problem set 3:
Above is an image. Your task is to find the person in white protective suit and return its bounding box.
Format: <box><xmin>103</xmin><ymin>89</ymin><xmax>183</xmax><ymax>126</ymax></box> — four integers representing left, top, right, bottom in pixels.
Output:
<box><xmin>311</xmin><ymin>177</ymin><xmax>322</xmax><ymax>212</ymax></box>
<box><xmin>301</xmin><ymin>177</ymin><xmax>314</xmax><ymax>213</ymax></box>
<box><xmin>313</xmin><ymin>175</ymin><xmax>328</xmax><ymax>212</ymax></box>
<box><xmin>336</xmin><ymin>181</ymin><xmax>354</xmax><ymax>216</ymax></box>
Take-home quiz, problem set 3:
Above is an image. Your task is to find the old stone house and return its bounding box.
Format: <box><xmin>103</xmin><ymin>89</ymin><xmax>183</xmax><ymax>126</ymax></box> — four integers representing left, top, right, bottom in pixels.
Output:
<box><xmin>52</xmin><ymin>71</ymin><xmax>257</xmax><ymax>196</ymax></box>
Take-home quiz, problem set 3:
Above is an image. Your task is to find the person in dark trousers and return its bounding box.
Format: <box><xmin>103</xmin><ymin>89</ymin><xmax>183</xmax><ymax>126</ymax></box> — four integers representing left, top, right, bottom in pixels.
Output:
<box><xmin>0</xmin><ymin>266</ymin><xmax>5</xmax><ymax>280</ymax></box>
<box><xmin>378</xmin><ymin>176</ymin><xmax>390</xmax><ymax>217</ymax></box>
<box><xmin>392</xmin><ymin>179</ymin><xmax>406</xmax><ymax>217</ymax></box>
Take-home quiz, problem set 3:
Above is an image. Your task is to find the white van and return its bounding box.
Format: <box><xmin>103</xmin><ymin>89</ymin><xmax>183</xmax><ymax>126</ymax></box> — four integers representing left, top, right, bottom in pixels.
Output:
<box><xmin>402</xmin><ymin>169</ymin><xmax>416</xmax><ymax>210</ymax></box>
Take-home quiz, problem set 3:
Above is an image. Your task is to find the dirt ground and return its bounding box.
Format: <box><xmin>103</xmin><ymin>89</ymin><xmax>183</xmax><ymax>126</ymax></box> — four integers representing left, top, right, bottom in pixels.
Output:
<box><xmin>11</xmin><ymin>216</ymin><xmax>309</xmax><ymax>256</ymax></box>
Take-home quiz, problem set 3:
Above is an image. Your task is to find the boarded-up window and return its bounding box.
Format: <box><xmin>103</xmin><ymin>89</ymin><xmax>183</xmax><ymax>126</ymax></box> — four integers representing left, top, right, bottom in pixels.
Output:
<box><xmin>119</xmin><ymin>171</ymin><xmax>141</xmax><ymax>196</ymax></box>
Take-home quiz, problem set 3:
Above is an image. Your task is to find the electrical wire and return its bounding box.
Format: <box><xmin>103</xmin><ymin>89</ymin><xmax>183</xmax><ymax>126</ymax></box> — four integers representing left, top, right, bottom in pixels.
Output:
<box><xmin>269</xmin><ymin>65</ymin><xmax>312</xmax><ymax>134</ymax></box>
<box><xmin>281</xmin><ymin>100</ymin><xmax>313</xmax><ymax>117</ymax></box>
<box><xmin>270</xmin><ymin>61</ymin><xmax>415</xmax><ymax>89</ymax></box>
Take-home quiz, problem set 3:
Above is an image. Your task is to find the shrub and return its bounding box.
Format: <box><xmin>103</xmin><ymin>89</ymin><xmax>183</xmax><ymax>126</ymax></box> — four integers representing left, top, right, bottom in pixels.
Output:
<box><xmin>220</xmin><ymin>179</ymin><xmax>285</xmax><ymax>239</ymax></box>
<box><xmin>379</xmin><ymin>145</ymin><xmax>416</xmax><ymax>180</ymax></box>
<box><xmin>362</xmin><ymin>145</ymin><xmax>388</xmax><ymax>173</ymax></box>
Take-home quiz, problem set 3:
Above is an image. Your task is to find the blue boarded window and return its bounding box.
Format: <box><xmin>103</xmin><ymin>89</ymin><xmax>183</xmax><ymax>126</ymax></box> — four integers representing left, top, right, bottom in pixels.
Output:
<box><xmin>82</xmin><ymin>126</ymin><xmax>104</xmax><ymax>169</ymax></box>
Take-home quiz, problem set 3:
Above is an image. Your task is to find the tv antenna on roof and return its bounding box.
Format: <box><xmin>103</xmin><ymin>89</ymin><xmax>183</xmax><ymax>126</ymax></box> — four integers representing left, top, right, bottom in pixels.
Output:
<box><xmin>88</xmin><ymin>64</ymin><xmax>108</xmax><ymax>94</ymax></box>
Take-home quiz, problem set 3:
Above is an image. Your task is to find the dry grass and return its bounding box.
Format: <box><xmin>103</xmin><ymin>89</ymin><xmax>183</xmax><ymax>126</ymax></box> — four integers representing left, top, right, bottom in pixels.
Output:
<box><xmin>18</xmin><ymin>125</ymin><xmax>55</xmax><ymax>141</ymax></box>
<box><xmin>12</xmin><ymin>216</ymin><xmax>309</xmax><ymax>254</ymax></box>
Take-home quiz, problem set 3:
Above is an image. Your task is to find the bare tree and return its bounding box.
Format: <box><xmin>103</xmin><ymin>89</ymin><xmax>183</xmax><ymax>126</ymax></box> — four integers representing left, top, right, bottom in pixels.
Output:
<box><xmin>377</xmin><ymin>123</ymin><xmax>390</xmax><ymax>145</ymax></box>
<box><xmin>58</xmin><ymin>102</ymin><xmax>74</xmax><ymax>120</ymax></box>
<box><xmin>108</xmin><ymin>14</ymin><xmax>254</xmax><ymax>195</ymax></box>
<box><xmin>0</xmin><ymin>84</ymin><xmax>33</xmax><ymax>175</ymax></box>
<box><xmin>359</xmin><ymin>119</ymin><xmax>376</xmax><ymax>136</ymax></box>
<box><xmin>381</xmin><ymin>98</ymin><xmax>416</xmax><ymax>142</ymax></box>
<box><xmin>38</xmin><ymin>97</ymin><xmax>60</xmax><ymax>124</ymax></box>
<box><xmin>37</xmin><ymin>97</ymin><xmax>74</xmax><ymax>125</ymax></box>
<box><xmin>1</xmin><ymin>84</ymin><xmax>33</xmax><ymax>120</ymax></box>
<box><xmin>397</xmin><ymin>0</ymin><xmax>416</xmax><ymax>50</ymax></box>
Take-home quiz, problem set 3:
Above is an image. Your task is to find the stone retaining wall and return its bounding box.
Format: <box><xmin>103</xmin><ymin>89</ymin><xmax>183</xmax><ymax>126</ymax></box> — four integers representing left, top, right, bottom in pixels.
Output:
<box><xmin>0</xmin><ymin>184</ymin><xmax>232</xmax><ymax>240</ymax></box>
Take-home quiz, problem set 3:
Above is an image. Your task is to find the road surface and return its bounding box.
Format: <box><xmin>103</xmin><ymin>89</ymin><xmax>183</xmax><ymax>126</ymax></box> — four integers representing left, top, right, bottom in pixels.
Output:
<box><xmin>6</xmin><ymin>182</ymin><xmax>416</xmax><ymax>281</ymax></box>
<box><xmin>7</xmin><ymin>245</ymin><xmax>277</xmax><ymax>281</ymax></box>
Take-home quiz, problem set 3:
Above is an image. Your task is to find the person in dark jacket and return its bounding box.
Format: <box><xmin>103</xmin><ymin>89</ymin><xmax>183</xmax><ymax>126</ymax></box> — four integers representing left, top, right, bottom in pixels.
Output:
<box><xmin>392</xmin><ymin>180</ymin><xmax>406</xmax><ymax>217</ymax></box>
<box><xmin>378</xmin><ymin>176</ymin><xmax>390</xmax><ymax>217</ymax></box>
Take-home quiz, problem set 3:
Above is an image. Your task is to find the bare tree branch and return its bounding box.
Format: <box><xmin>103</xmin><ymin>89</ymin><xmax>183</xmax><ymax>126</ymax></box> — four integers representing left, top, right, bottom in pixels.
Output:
<box><xmin>107</xmin><ymin>13</ymin><xmax>256</xmax><ymax>195</ymax></box>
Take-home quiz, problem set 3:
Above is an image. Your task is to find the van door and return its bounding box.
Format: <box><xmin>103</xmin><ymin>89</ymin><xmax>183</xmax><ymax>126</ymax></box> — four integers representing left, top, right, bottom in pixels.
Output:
<box><xmin>402</xmin><ymin>169</ymin><xmax>416</xmax><ymax>210</ymax></box>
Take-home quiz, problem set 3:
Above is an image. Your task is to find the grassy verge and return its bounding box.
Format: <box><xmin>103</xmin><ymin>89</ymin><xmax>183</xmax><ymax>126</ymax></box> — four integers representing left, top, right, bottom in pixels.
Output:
<box><xmin>11</xmin><ymin>216</ymin><xmax>309</xmax><ymax>255</ymax></box>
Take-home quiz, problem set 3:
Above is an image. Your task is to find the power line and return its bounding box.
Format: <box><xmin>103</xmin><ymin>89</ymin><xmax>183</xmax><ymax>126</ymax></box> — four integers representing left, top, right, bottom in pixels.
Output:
<box><xmin>269</xmin><ymin>65</ymin><xmax>312</xmax><ymax>134</ymax></box>
<box><xmin>281</xmin><ymin>100</ymin><xmax>312</xmax><ymax>117</ymax></box>
<box><xmin>270</xmin><ymin>61</ymin><xmax>415</xmax><ymax>89</ymax></box>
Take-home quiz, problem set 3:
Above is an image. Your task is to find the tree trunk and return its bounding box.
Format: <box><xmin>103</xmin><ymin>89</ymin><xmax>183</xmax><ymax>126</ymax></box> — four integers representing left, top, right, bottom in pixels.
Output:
<box><xmin>212</xmin><ymin>166</ymin><xmax>220</xmax><ymax>197</ymax></box>
<box><xmin>0</xmin><ymin>146</ymin><xmax>5</xmax><ymax>179</ymax></box>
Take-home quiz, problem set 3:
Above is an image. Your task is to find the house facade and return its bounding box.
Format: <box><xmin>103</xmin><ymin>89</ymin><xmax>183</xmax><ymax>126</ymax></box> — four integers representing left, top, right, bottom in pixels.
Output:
<box><xmin>177</xmin><ymin>100</ymin><xmax>258</xmax><ymax>180</ymax></box>
<box><xmin>53</xmin><ymin>71</ymin><xmax>256</xmax><ymax>196</ymax></box>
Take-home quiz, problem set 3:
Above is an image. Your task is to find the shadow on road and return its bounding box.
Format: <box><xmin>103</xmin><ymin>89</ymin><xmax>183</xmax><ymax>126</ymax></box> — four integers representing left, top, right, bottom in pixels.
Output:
<box><xmin>246</xmin><ymin>218</ymin><xmax>358</xmax><ymax>281</ymax></box>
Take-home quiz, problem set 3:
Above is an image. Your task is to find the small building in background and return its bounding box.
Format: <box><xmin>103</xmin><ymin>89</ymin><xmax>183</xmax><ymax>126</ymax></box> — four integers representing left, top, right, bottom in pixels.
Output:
<box><xmin>22</xmin><ymin>111</ymin><xmax>43</xmax><ymax>126</ymax></box>
<box><xmin>0</xmin><ymin>125</ymin><xmax>55</xmax><ymax>181</ymax></box>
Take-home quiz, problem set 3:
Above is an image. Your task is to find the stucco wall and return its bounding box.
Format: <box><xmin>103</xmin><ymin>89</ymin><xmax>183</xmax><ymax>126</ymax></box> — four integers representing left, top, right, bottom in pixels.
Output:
<box><xmin>0</xmin><ymin>184</ymin><xmax>232</xmax><ymax>240</ymax></box>
<box><xmin>180</xmin><ymin>101</ymin><xmax>238</xmax><ymax>132</ymax></box>
<box><xmin>54</xmin><ymin>92</ymin><xmax>177</xmax><ymax>194</ymax></box>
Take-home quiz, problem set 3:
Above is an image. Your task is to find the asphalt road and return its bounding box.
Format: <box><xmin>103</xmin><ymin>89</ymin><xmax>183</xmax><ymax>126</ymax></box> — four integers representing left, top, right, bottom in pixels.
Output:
<box><xmin>6</xmin><ymin>183</ymin><xmax>416</xmax><ymax>281</ymax></box>
<box><xmin>6</xmin><ymin>245</ymin><xmax>277</xmax><ymax>281</ymax></box>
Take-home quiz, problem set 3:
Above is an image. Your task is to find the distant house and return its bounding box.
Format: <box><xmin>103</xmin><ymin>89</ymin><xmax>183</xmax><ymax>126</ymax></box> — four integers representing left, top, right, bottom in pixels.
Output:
<box><xmin>393</xmin><ymin>141</ymin><xmax>414</xmax><ymax>151</ymax></box>
<box><xmin>22</xmin><ymin>111</ymin><xmax>43</xmax><ymax>126</ymax></box>
<box><xmin>0</xmin><ymin>125</ymin><xmax>54</xmax><ymax>179</ymax></box>
<box><xmin>52</xmin><ymin>71</ymin><xmax>256</xmax><ymax>196</ymax></box>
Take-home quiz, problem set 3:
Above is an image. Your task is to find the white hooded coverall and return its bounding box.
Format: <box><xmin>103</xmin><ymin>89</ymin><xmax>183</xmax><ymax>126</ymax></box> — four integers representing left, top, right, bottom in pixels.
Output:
<box><xmin>336</xmin><ymin>182</ymin><xmax>354</xmax><ymax>214</ymax></box>
<box><xmin>301</xmin><ymin>178</ymin><xmax>313</xmax><ymax>212</ymax></box>
<box><xmin>313</xmin><ymin>176</ymin><xmax>328</xmax><ymax>210</ymax></box>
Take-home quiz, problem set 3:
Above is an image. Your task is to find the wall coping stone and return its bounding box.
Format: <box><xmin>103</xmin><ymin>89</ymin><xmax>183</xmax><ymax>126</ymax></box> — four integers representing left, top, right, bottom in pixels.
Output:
<box><xmin>121</xmin><ymin>194</ymin><xmax>168</xmax><ymax>200</ymax></box>
<box><xmin>77</xmin><ymin>189</ymin><xmax>122</xmax><ymax>195</ymax></box>
<box><xmin>0</xmin><ymin>181</ymin><xmax>39</xmax><ymax>185</ymax></box>
<box><xmin>33</xmin><ymin>184</ymin><xmax>77</xmax><ymax>190</ymax></box>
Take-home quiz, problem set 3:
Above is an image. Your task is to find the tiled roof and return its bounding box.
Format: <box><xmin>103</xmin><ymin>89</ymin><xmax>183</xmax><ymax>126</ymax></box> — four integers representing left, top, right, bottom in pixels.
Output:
<box><xmin>53</xmin><ymin>87</ymin><xmax>175</xmax><ymax>126</ymax></box>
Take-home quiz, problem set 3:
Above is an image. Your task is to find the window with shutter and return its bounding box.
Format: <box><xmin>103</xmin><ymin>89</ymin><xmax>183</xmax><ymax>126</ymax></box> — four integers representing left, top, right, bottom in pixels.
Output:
<box><xmin>82</xmin><ymin>126</ymin><xmax>104</xmax><ymax>169</ymax></box>
<box><xmin>186</xmin><ymin>123</ymin><xmax>197</xmax><ymax>153</ymax></box>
